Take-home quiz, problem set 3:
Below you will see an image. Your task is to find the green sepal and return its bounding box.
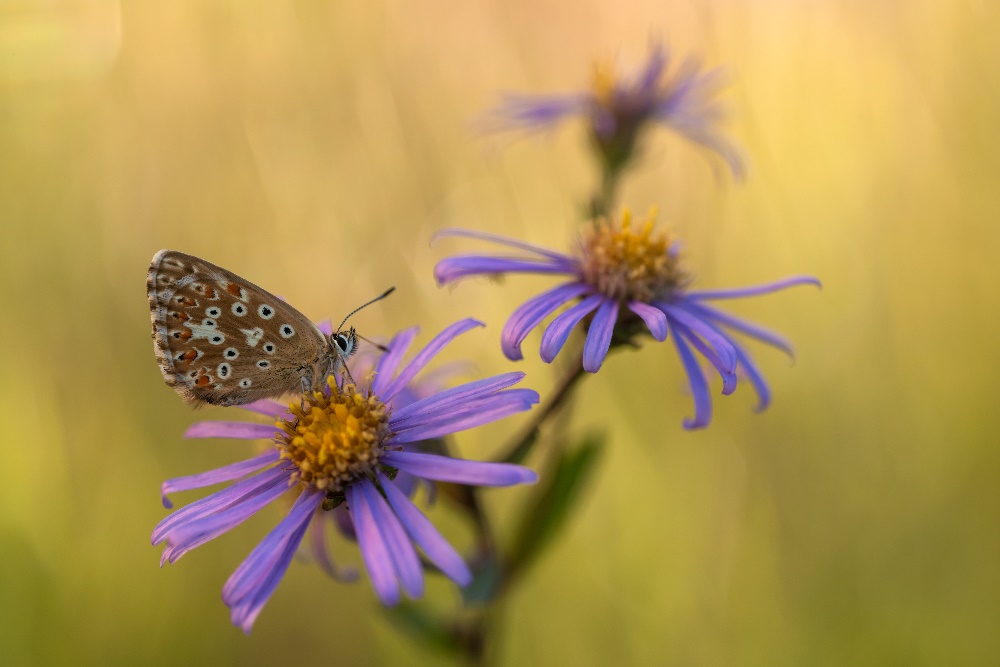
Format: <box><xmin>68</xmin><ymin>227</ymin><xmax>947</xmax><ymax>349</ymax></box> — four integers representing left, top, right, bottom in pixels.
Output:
<box><xmin>321</xmin><ymin>493</ymin><xmax>345</xmax><ymax>511</ymax></box>
<box><xmin>460</xmin><ymin>558</ymin><xmax>504</xmax><ymax>605</ymax></box>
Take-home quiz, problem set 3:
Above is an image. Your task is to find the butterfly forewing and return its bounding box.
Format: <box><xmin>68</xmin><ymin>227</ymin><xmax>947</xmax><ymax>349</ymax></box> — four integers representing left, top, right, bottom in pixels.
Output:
<box><xmin>147</xmin><ymin>250</ymin><xmax>331</xmax><ymax>406</ymax></box>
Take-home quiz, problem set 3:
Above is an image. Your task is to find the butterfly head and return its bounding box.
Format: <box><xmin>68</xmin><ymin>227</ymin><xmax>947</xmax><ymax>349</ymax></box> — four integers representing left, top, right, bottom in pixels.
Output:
<box><xmin>331</xmin><ymin>327</ymin><xmax>358</xmax><ymax>361</ymax></box>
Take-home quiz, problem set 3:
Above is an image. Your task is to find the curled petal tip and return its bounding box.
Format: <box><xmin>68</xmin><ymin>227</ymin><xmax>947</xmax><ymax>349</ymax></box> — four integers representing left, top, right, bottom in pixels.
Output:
<box><xmin>502</xmin><ymin>344</ymin><xmax>525</xmax><ymax>362</ymax></box>
<box><xmin>795</xmin><ymin>276</ymin><xmax>823</xmax><ymax>290</ymax></box>
<box><xmin>432</xmin><ymin>272</ymin><xmax>446</xmax><ymax>288</ymax></box>
<box><xmin>456</xmin><ymin>317</ymin><xmax>487</xmax><ymax>330</ymax></box>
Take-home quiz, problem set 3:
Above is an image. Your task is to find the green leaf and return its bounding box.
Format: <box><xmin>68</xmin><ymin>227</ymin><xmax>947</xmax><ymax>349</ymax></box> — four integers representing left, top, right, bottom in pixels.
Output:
<box><xmin>507</xmin><ymin>433</ymin><xmax>605</xmax><ymax>578</ymax></box>
<box><xmin>383</xmin><ymin>601</ymin><xmax>459</xmax><ymax>656</ymax></box>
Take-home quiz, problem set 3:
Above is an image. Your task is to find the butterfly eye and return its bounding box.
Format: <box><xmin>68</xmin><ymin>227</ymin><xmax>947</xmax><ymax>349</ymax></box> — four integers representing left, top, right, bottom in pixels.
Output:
<box><xmin>334</xmin><ymin>334</ymin><xmax>350</xmax><ymax>353</ymax></box>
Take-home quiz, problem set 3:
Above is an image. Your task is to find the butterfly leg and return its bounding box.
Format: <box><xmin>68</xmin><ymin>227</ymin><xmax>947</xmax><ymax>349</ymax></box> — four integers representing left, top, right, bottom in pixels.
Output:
<box><xmin>335</xmin><ymin>358</ymin><xmax>357</xmax><ymax>388</ymax></box>
<box><xmin>299</xmin><ymin>375</ymin><xmax>312</xmax><ymax>411</ymax></box>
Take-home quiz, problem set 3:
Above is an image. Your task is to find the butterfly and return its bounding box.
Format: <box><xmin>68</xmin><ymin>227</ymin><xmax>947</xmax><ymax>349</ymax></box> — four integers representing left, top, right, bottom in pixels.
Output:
<box><xmin>147</xmin><ymin>250</ymin><xmax>392</xmax><ymax>407</ymax></box>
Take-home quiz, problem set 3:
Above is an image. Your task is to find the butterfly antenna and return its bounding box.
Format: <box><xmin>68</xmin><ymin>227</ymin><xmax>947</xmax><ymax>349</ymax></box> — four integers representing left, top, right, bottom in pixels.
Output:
<box><xmin>356</xmin><ymin>333</ymin><xmax>390</xmax><ymax>353</ymax></box>
<box><xmin>337</xmin><ymin>287</ymin><xmax>395</xmax><ymax>332</ymax></box>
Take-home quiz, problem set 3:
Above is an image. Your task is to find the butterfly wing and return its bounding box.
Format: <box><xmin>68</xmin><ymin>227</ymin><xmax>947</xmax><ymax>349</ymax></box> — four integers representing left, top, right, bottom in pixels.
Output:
<box><xmin>147</xmin><ymin>250</ymin><xmax>331</xmax><ymax>407</ymax></box>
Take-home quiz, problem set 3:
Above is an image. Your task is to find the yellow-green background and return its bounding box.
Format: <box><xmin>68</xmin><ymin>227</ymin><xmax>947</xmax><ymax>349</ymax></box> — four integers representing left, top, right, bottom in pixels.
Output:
<box><xmin>1</xmin><ymin>1</ymin><xmax>997</xmax><ymax>665</ymax></box>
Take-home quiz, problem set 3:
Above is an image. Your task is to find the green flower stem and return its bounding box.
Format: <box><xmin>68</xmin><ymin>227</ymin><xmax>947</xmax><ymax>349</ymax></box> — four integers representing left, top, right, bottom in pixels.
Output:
<box><xmin>499</xmin><ymin>360</ymin><xmax>589</xmax><ymax>464</ymax></box>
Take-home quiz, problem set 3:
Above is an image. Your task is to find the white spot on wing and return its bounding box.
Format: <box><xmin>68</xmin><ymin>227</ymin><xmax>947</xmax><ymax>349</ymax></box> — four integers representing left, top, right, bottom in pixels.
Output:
<box><xmin>241</xmin><ymin>327</ymin><xmax>264</xmax><ymax>347</ymax></box>
<box><xmin>184</xmin><ymin>321</ymin><xmax>225</xmax><ymax>344</ymax></box>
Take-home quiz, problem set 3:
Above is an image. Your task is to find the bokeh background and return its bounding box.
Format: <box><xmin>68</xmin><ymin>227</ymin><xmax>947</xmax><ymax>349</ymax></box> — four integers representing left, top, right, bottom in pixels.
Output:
<box><xmin>2</xmin><ymin>1</ymin><xmax>998</xmax><ymax>665</ymax></box>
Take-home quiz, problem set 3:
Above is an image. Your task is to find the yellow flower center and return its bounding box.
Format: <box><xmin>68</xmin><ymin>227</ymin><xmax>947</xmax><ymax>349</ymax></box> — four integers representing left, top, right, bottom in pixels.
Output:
<box><xmin>591</xmin><ymin>60</ymin><xmax>618</xmax><ymax>106</ymax></box>
<box><xmin>577</xmin><ymin>208</ymin><xmax>686</xmax><ymax>302</ymax></box>
<box><xmin>276</xmin><ymin>378</ymin><xmax>391</xmax><ymax>493</ymax></box>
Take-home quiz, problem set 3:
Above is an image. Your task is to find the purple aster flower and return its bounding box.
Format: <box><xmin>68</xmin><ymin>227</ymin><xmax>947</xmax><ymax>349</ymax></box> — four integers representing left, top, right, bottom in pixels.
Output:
<box><xmin>299</xmin><ymin>326</ymin><xmax>473</xmax><ymax>580</ymax></box>
<box><xmin>152</xmin><ymin>319</ymin><xmax>539</xmax><ymax>633</ymax></box>
<box><xmin>482</xmin><ymin>43</ymin><xmax>745</xmax><ymax>180</ymax></box>
<box><xmin>434</xmin><ymin>211</ymin><xmax>820</xmax><ymax>429</ymax></box>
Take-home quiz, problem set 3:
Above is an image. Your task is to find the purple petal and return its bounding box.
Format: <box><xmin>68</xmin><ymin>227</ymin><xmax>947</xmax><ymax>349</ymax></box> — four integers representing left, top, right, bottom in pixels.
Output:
<box><xmin>384</xmin><ymin>452</ymin><xmax>538</xmax><ymax>487</ymax></box>
<box><xmin>308</xmin><ymin>512</ymin><xmax>359</xmax><ymax>582</ymax></box>
<box><xmin>634</xmin><ymin>43</ymin><xmax>668</xmax><ymax>95</ymax></box>
<box><xmin>502</xmin><ymin>282</ymin><xmax>592</xmax><ymax>361</ymax></box>
<box><xmin>333</xmin><ymin>503</ymin><xmax>356</xmax><ymax>541</ymax></box>
<box><xmin>160</xmin><ymin>450</ymin><xmax>280</xmax><ymax>508</ymax></box>
<box><xmin>663</xmin><ymin>56</ymin><xmax>715</xmax><ymax>107</ymax></box>
<box><xmin>372</xmin><ymin>326</ymin><xmax>420</xmax><ymax>395</ymax></box>
<box><xmin>390</xmin><ymin>372</ymin><xmax>526</xmax><ymax>424</ymax></box>
<box><xmin>381</xmin><ymin>319</ymin><xmax>485</xmax><ymax>403</ymax></box>
<box><xmin>583</xmin><ymin>299</ymin><xmax>619</xmax><ymax>373</ymax></box>
<box><xmin>184</xmin><ymin>421</ymin><xmax>281</xmax><ymax>440</ymax></box>
<box><xmin>433</xmin><ymin>228</ymin><xmax>576</xmax><ymax>262</ymax></box>
<box><xmin>224</xmin><ymin>489</ymin><xmax>321</xmax><ymax>634</ymax></box>
<box><xmin>389</xmin><ymin>390</ymin><xmax>539</xmax><ymax>444</ymax></box>
<box><xmin>539</xmin><ymin>294</ymin><xmax>604</xmax><ymax>363</ymax></box>
<box><xmin>361</xmin><ymin>481</ymin><xmax>423</xmax><ymax>599</ymax></box>
<box><xmin>378</xmin><ymin>471</ymin><xmax>471</xmax><ymax>586</ymax></box>
<box><xmin>434</xmin><ymin>256</ymin><xmax>575</xmax><ymax>285</ymax></box>
<box><xmin>628</xmin><ymin>301</ymin><xmax>668</xmax><ymax>341</ymax></box>
<box><xmin>392</xmin><ymin>469</ymin><xmax>420</xmax><ymax>498</ymax></box>
<box><xmin>684</xmin><ymin>276</ymin><xmax>821</xmax><ymax>301</ymax></box>
<box><xmin>651</xmin><ymin>56</ymin><xmax>748</xmax><ymax>180</ymax></box>
<box><xmin>667</xmin><ymin>319</ymin><xmax>712</xmax><ymax>429</ymax></box>
<box><xmin>161</xmin><ymin>471</ymin><xmax>293</xmax><ymax>565</ymax></box>
<box><xmin>681</xmin><ymin>300</ymin><xmax>795</xmax><ymax>358</ymax></box>
<box><xmin>669</xmin><ymin>125</ymin><xmax>747</xmax><ymax>181</ymax></box>
<box><xmin>240</xmin><ymin>400</ymin><xmax>291</xmax><ymax>419</ymax></box>
<box><xmin>732</xmin><ymin>341</ymin><xmax>771</xmax><ymax>413</ymax></box>
<box><xmin>669</xmin><ymin>320</ymin><xmax>737</xmax><ymax>396</ymax></box>
<box><xmin>660</xmin><ymin>303</ymin><xmax>737</xmax><ymax>373</ymax></box>
<box><xmin>153</xmin><ymin>466</ymin><xmax>290</xmax><ymax>546</ymax></box>
<box><xmin>346</xmin><ymin>482</ymin><xmax>400</xmax><ymax>606</ymax></box>
<box><xmin>390</xmin><ymin>392</ymin><xmax>537</xmax><ymax>439</ymax></box>
<box><xmin>317</xmin><ymin>319</ymin><xmax>333</xmax><ymax>336</ymax></box>
<box><xmin>477</xmin><ymin>93</ymin><xmax>590</xmax><ymax>134</ymax></box>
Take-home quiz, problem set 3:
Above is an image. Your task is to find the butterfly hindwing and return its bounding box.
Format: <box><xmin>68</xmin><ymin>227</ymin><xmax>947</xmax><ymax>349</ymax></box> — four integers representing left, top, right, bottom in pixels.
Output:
<box><xmin>147</xmin><ymin>250</ymin><xmax>330</xmax><ymax>406</ymax></box>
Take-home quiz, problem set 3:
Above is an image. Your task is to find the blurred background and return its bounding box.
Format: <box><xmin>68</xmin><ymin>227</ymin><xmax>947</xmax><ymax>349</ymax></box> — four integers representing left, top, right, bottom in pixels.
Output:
<box><xmin>1</xmin><ymin>0</ymin><xmax>998</xmax><ymax>664</ymax></box>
